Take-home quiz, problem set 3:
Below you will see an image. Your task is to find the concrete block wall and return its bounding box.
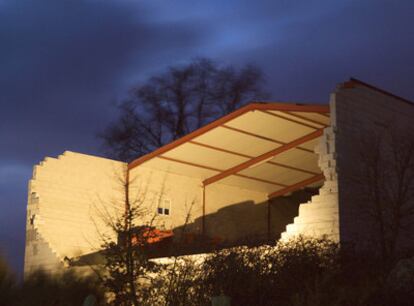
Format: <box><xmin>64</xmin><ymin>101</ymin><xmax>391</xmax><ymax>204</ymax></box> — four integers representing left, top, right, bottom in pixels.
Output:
<box><xmin>129</xmin><ymin>164</ymin><xmax>268</xmax><ymax>242</ymax></box>
<box><xmin>24</xmin><ymin>151</ymin><xmax>126</xmax><ymax>276</ymax></box>
<box><xmin>24</xmin><ymin>190</ymin><xmax>63</xmax><ymax>274</ymax></box>
<box><xmin>334</xmin><ymin>82</ymin><xmax>414</xmax><ymax>251</ymax></box>
<box><xmin>280</xmin><ymin>98</ymin><xmax>340</xmax><ymax>242</ymax></box>
<box><xmin>27</xmin><ymin>80</ymin><xmax>413</xmax><ymax>274</ymax></box>
<box><xmin>128</xmin><ymin>165</ymin><xmax>204</xmax><ymax>231</ymax></box>
<box><xmin>204</xmin><ymin>183</ymin><xmax>268</xmax><ymax>242</ymax></box>
<box><xmin>279</xmin><ymin>81</ymin><xmax>414</xmax><ymax>248</ymax></box>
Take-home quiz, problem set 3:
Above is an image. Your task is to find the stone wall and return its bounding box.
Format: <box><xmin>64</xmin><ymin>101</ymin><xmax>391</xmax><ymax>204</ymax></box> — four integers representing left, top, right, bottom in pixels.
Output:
<box><xmin>24</xmin><ymin>151</ymin><xmax>126</xmax><ymax>276</ymax></box>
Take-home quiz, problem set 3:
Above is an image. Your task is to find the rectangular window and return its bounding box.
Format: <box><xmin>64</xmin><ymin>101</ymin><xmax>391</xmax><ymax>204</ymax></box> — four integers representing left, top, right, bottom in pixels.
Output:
<box><xmin>158</xmin><ymin>198</ymin><xmax>171</xmax><ymax>216</ymax></box>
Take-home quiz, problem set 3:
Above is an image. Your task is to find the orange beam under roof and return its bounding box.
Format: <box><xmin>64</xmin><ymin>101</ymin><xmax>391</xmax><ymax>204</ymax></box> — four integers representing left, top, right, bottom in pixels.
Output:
<box><xmin>202</xmin><ymin>129</ymin><xmax>324</xmax><ymax>186</ymax></box>
<box><xmin>128</xmin><ymin>102</ymin><xmax>329</xmax><ymax>170</ymax></box>
<box><xmin>258</xmin><ymin>110</ymin><xmax>322</xmax><ymax>129</ymax></box>
<box><xmin>283</xmin><ymin>111</ymin><xmax>329</xmax><ymax>127</ymax></box>
<box><xmin>267</xmin><ymin>173</ymin><xmax>325</xmax><ymax>199</ymax></box>
<box><xmin>157</xmin><ymin>156</ymin><xmax>287</xmax><ymax>187</ymax></box>
<box><xmin>127</xmin><ymin>102</ymin><xmax>330</xmax><ymax>201</ymax></box>
<box><xmin>189</xmin><ymin>140</ymin><xmax>319</xmax><ymax>175</ymax></box>
<box><xmin>220</xmin><ymin>124</ymin><xmax>314</xmax><ymax>153</ymax></box>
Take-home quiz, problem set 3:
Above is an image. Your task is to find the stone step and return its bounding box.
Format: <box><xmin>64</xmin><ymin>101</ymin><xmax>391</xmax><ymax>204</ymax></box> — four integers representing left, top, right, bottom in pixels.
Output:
<box><xmin>293</xmin><ymin>221</ymin><xmax>339</xmax><ymax>232</ymax></box>
<box><xmin>293</xmin><ymin>212</ymin><xmax>339</xmax><ymax>224</ymax></box>
<box><xmin>310</xmin><ymin>193</ymin><xmax>338</xmax><ymax>204</ymax></box>
<box><xmin>280</xmin><ymin>226</ymin><xmax>339</xmax><ymax>242</ymax></box>
<box><xmin>299</xmin><ymin>202</ymin><xmax>338</xmax><ymax>214</ymax></box>
<box><xmin>286</xmin><ymin>223</ymin><xmax>296</xmax><ymax>234</ymax></box>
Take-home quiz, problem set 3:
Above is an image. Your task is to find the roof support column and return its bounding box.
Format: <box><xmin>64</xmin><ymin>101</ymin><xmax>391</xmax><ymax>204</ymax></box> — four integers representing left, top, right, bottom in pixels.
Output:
<box><xmin>267</xmin><ymin>200</ymin><xmax>271</xmax><ymax>241</ymax></box>
<box><xmin>125</xmin><ymin>168</ymin><xmax>130</xmax><ymax>231</ymax></box>
<box><xmin>202</xmin><ymin>184</ymin><xmax>206</xmax><ymax>236</ymax></box>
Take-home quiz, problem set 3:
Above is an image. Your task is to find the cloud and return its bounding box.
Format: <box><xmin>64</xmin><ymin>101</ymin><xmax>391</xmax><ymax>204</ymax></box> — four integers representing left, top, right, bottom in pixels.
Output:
<box><xmin>212</xmin><ymin>0</ymin><xmax>414</xmax><ymax>101</ymax></box>
<box><xmin>0</xmin><ymin>0</ymin><xmax>209</xmax><ymax>273</ymax></box>
<box><xmin>0</xmin><ymin>0</ymin><xmax>209</xmax><ymax>161</ymax></box>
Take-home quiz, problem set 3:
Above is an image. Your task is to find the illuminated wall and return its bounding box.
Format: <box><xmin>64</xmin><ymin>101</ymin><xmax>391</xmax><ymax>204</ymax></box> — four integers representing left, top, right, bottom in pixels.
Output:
<box><xmin>128</xmin><ymin>164</ymin><xmax>268</xmax><ymax>243</ymax></box>
<box><xmin>24</xmin><ymin>151</ymin><xmax>126</xmax><ymax>276</ymax></box>
<box><xmin>25</xmin><ymin>151</ymin><xmax>272</xmax><ymax>275</ymax></box>
<box><xmin>25</xmin><ymin>80</ymin><xmax>413</xmax><ymax>275</ymax></box>
<box><xmin>279</xmin><ymin>105</ymin><xmax>339</xmax><ymax>241</ymax></box>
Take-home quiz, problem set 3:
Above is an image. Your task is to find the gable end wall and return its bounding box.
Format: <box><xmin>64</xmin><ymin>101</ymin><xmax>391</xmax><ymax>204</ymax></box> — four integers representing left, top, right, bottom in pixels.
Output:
<box><xmin>334</xmin><ymin>84</ymin><xmax>414</xmax><ymax>251</ymax></box>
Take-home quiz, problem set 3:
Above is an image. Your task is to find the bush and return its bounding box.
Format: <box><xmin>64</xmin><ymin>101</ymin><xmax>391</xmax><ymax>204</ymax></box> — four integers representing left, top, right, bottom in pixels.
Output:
<box><xmin>194</xmin><ymin>236</ymin><xmax>340</xmax><ymax>306</ymax></box>
<box><xmin>0</xmin><ymin>254</ymin><xmax>16</xmax><ymax>305</ymax></box>
<box><xmin>4</xmin><ymin>236</ymin><xmax>414</xmax><ymax>305</ymax></box>
<box><xmin>148</xmin><ymin>257</ymin><xmax>203</xmax><ymax>306</ymax></box>
<box><xmin>16</xmin><ymin>269</ymin><xmax>104</xmax><ymax>306</ymax></box>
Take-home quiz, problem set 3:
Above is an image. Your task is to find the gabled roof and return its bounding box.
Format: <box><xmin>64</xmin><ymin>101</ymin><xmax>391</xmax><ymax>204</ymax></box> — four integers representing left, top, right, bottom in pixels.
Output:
<box><xmin>344</xmin><ymin>77</ymin><xmax>414</xmax><ymax>107</ymax></box>
<box><xmin>128</xmin><ymin>102</ymin><xmax>330</xmax><ymax>198</ymax></box>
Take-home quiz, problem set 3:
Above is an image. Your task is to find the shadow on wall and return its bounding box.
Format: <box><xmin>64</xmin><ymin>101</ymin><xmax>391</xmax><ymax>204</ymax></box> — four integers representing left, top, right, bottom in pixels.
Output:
<box><xmin>70</xmin><ymin>187</ymin><xmax>321</xmax><ymax>262</ymax></box>
<box><xmin>163</xmin><ymin>188</ymin><xmax>319</xmax><ymax>256</ymax></box>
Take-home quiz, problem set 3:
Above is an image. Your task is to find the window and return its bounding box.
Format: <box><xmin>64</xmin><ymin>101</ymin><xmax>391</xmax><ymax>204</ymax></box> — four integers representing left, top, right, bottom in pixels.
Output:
<box><xmin>157</xmin><ymin>198</ymin><xmax>171</xmax><ymax>215</ymax></box>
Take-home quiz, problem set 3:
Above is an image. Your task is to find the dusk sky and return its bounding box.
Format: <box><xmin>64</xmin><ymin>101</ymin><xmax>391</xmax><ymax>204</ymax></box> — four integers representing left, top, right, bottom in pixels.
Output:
<box><xmin>1</xmin><ymin>0</ymin><xmax>413</xmax><ymax>275</ymax></box>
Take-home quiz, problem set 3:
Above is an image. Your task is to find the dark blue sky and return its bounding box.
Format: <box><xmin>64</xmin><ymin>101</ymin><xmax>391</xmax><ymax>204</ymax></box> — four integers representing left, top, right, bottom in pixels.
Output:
<box><xmin>1</xmin><ymin>0</ymin><xmax>413</xmax><ymax>275</ymax></box>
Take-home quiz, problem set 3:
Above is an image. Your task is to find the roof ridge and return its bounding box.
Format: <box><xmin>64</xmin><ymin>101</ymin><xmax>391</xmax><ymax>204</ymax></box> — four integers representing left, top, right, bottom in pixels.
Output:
<box><xmin>343</xmin><ymin>77</ymin><xmax>414</xmax><ymax>107</ymax></box>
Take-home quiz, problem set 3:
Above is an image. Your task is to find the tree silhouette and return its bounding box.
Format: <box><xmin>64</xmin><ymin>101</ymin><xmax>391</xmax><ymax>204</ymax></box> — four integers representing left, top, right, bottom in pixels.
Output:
<box><xmin>356</xmin><ymin>124</ymin><xmax>414</xmax><ymax>262</ymax></box>
<box><xmin>101</xmin><ymin>58</ymin><xmax>267</xmax><ymax>161</ymax></box>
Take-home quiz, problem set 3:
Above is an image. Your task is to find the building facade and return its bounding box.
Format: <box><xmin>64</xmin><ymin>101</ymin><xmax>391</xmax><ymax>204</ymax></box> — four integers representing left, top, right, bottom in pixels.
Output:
<box><xmin>24</xmin><ymin>78</ymin><xmax>414</xmax><ymax>275</ymax></box>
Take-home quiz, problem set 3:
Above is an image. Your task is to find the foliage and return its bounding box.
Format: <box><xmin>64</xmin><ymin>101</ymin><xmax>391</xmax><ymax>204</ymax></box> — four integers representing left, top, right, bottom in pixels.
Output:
<box><xmin>356</xmin><ymin>125</ymin><xmax>414</xmax><ymax>261</ymax></box>
<box><xmin>0</xmin><ymin>254</ymin><xmax>103</xmax><ymax>306</ymax></box>
<box><xmin>0</xmin><ymin>254</ymin><xmax>16</xmax><ymax>305</ymax></box>
<box><xmin>97</xmin><ymin>189</ymin><xmax>161</xmax><ymax>306</ymax></box>
<box><xmin>385</xmin><ymin>257</ymin><xmax>414</xmax><ymax>306</ymax></box>
<box><xmin>16</xmin><ymin>269</ymin><xmax>103</xmax><ymax>306</ymax></box>
<box><xmin>138</xmin><ymin>256</ymin><xmax>203</xmax><ymax>306</ymax></box>
<box><xmin>195</xmin><ymin>236</ymin><xmax>340</xmax><ymax>306</ymax></box>
<box><xmin>190</xmin><ymin>237</ymin><xmax>414</xmax><ymax>306</ymax></box>
<box><xmin>101</xmin><ymin>58</ymin><xmax>267</xmax><ymax>161</ymax></box>
<box><xmin>4</xmin><ymin>237</ymin><xmax>414</xmax><ymax>305</ymax></box>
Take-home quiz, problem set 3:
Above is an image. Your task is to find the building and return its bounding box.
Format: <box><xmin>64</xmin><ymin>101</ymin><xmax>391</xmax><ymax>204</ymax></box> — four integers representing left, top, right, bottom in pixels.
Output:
<box><xmin>24</xmin><ymin>78</ymin><xmax>414</xmax><ymax>275</ymax></box>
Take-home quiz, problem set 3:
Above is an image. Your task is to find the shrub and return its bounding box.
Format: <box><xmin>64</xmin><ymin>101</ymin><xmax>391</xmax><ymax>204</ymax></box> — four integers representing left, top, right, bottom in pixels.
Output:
<box><xmin>16</xmin><ymin>269</ymin><xmax>104</xmax><ymax>306</ymax></box>
<box><xmin>195</xmin><ymin>236</ymin><xmax>339</xmax><ymax>306</ymax></box>
<box><xmin>0</xmin><ymin>254</ymin><xmax>16</xmax><ymax>305</ymax></box>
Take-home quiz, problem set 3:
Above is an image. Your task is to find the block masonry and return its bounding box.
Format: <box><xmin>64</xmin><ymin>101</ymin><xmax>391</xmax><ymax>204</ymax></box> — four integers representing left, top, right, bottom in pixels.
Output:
<box><xmin>24</xmin><ymin>151</ymin><xmax>126</xmax><ymax>275</ymax></box>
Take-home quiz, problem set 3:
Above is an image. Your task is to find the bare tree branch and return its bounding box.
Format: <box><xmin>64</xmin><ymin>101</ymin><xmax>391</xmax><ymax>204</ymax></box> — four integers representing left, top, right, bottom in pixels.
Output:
<box><xmin>100</xmin><ymin>58</ymin><xmax>267</xmax><ymax>161</ymax></box>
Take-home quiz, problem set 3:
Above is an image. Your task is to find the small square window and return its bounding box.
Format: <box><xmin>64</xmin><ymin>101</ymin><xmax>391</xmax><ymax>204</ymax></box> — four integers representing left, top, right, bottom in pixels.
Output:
<box><xmin>157</xmin><ymin>199</ymin><xmax>171</xmax><ymax>215</ymax></box>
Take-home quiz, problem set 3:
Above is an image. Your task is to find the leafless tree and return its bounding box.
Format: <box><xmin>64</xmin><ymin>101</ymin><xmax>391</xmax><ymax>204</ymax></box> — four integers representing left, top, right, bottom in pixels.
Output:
<box><xmin>101</xmin><ymin>58</ymin><xmax>267</xmax><ymax>161</ymax></box>
<box><xmin>356</xmin><ymin>124</ymin><xmax>414</xmax><ymax>261</ymax></box>
<box><xmin>88</xmin><ymin>169</ymin><xmax>201</xmax><ymax>305</ymax></box>
<box><xmin>90</xmin><ymin>171</ymin><xmax>162</xmax><ymax>306</ymax></box>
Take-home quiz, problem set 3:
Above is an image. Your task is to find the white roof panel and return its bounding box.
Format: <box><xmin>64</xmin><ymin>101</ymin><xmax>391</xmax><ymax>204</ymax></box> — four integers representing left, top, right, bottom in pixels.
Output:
<box><xmin>225</xmin><ymin>110</ymin><xmax>317</xmax><ymax>143</ymax></box>
<box><xmin>129</xmin><ymin>103</ymin><xmax>330</xmax><ymax>198</ymax></box>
